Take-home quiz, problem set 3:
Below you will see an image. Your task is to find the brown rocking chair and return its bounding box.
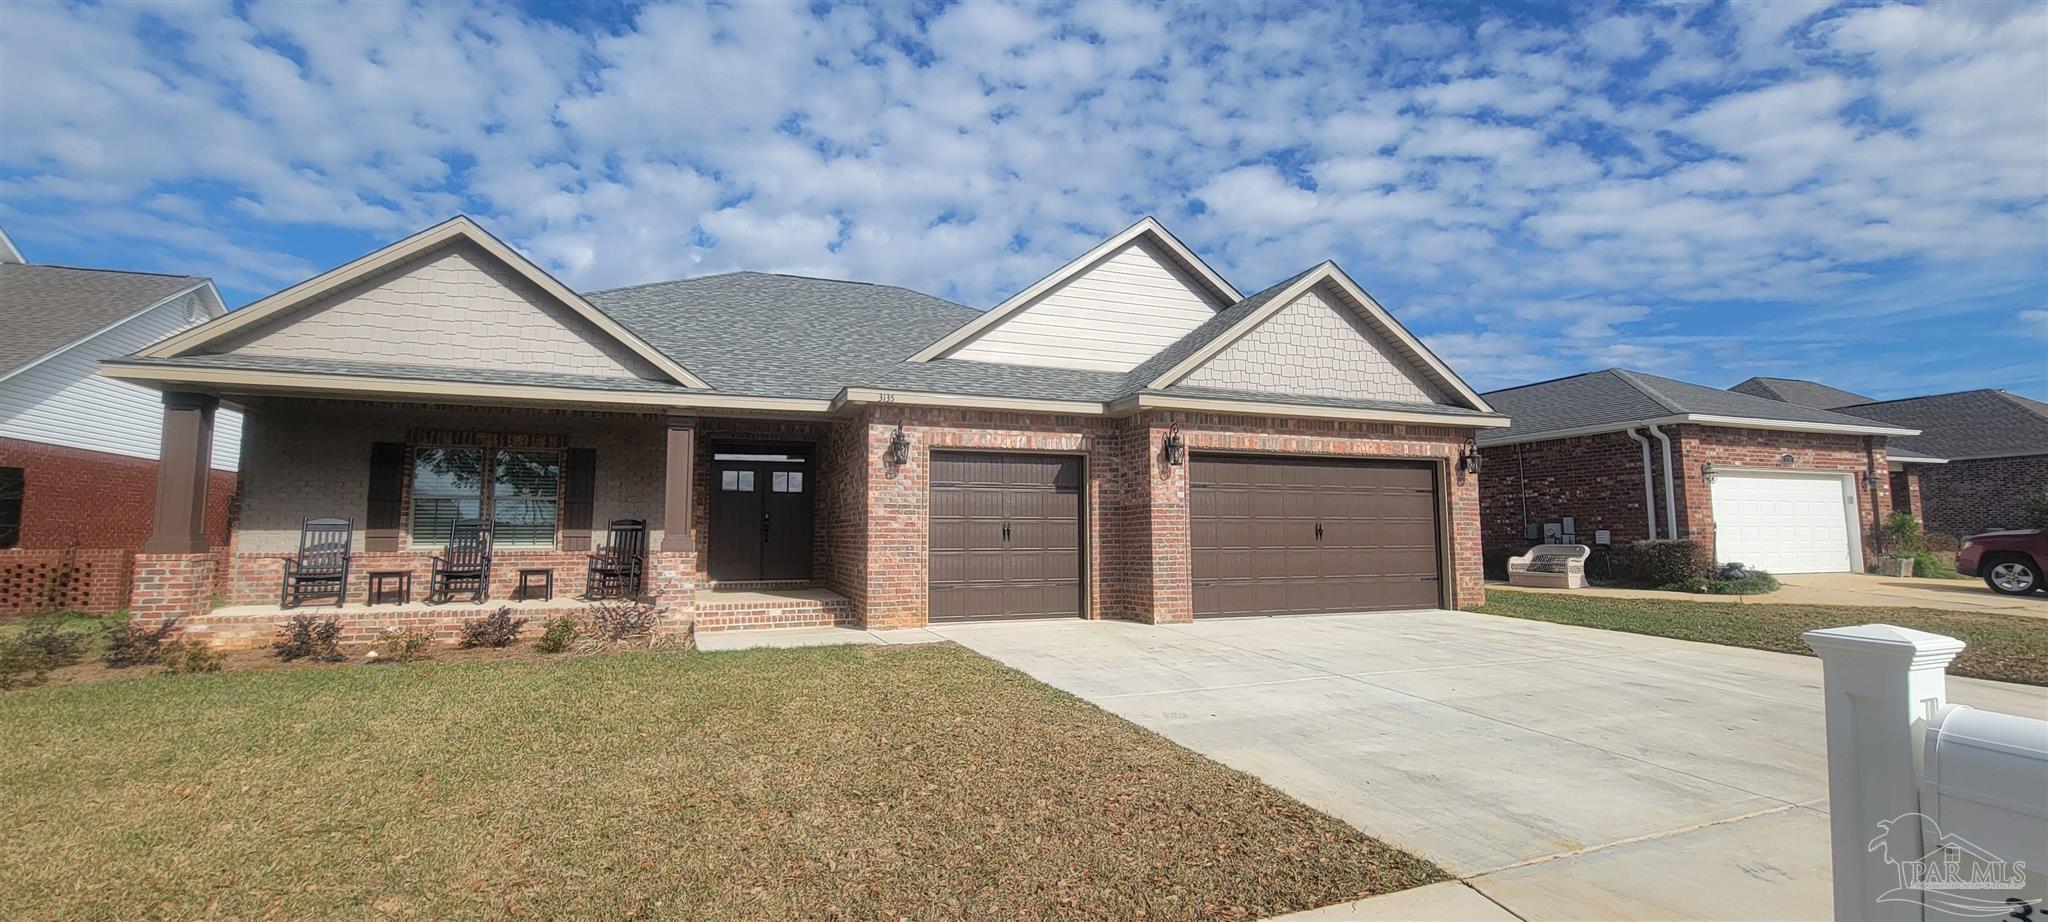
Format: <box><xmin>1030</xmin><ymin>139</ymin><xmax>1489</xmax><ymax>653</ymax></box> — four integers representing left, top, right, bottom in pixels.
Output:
<box><xmin>585</xmin><ymin>518</ymin><xmax>647</xmax><ymax>599</ymax></box>
<box><xmin>427</xmin><ymin>518</ymin><xmax>493</xmax><ymax>604</ymax></box>
<box><xmin>281</xmin><ymin>517</ymin><xmax>352</xmax><ymax>609</ymax></box>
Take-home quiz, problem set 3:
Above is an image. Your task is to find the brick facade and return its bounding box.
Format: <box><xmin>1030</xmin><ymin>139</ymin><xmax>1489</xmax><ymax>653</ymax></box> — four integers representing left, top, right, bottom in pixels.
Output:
<box><xmin>1479</xmin><ymin>424</ymin><xmax>1894</xmax><ymax>568</ymax></box>
<box><xmin>135</xmin><ymin>399</ymin><xmax>1492</xmax><ymax>641</ymax></box>
<box><xmin>0</xmin><ymin>436</ymin><xmax>235</xmax><ymax>551</ymax></box>
<box><xmin>1916</xmin><ymin>454</ymin><xmax>2048</xmax><ymax>539</ymax></box>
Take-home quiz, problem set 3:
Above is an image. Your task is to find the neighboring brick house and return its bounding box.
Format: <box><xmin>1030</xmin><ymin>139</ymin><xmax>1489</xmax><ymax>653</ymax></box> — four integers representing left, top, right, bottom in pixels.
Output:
<box><xmin>103</xmin><ymin>216</ymin><xmax>1507</xmax><ymax>645</ymax></box>
<box><xmin>1477</xmin><ymin>369</ymin><xmax>1916</xmax><ymax>575</ymax></box>
<box><xmin>0</xmin><ymin>228</ymin><xmax>241</xmax><ymax>614</ymax></box>
<box><xmin>1734</xmin><ymin>377</ymin><xmax>2048</xmax><ymax>539</ymax></box>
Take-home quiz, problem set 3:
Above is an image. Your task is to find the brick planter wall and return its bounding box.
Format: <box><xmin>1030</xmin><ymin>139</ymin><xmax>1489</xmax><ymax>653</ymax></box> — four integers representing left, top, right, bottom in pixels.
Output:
<box><xmin>0</xmin><ymin>548</ymin><xmax>133</xmax><ymax>615</ymax></box>
<box><xmin>1917</xmin><ymin>454</ymin><xmax>2048</xmax><ymax>539</ymax></box>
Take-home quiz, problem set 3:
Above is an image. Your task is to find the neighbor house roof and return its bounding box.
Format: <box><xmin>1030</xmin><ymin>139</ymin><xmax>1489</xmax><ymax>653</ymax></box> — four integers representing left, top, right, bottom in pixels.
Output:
<box><xmin>1478</xmin><ymin>368</ymin><xmax>1917</xmax><ymax>446</ymax></box>
<box><xmin>1835</xmin><ymin>390</ymin><xmax>2048</xmax><ymax>461</ymax></box>
<box><xmin>1728</xmin><ymin>376</ymin><xmax>1875</xmax><ymax>409</ymax></box>
<box><xmin>0</xmin><ymin>263</ymin><xmax>209</xmax><ymax>379</ymax></box>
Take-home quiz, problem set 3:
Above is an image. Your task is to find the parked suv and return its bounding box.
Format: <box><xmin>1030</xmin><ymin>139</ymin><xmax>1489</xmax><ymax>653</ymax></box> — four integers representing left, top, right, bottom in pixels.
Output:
<box><xmin>1958</xmin><ymin>529</ymin><xmax>2047</xmax><ymax>596</ymax></box>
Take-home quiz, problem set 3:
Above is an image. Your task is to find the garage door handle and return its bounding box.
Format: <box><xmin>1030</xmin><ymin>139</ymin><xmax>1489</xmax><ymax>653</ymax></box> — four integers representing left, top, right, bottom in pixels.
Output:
<box><xmin>1002</xmin><ymin>522</ymin><xmax>1011</xmax><ymax>542</ymax></box>
<box><xmin>1315</xmin><ymin>523</ymin><xmax>1325</xmax><ymax>541</ymax></box>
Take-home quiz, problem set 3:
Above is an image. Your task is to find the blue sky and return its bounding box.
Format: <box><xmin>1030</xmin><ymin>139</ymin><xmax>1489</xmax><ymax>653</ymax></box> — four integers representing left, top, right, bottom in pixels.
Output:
<box><xmin>2</xmin><ymin>0</ymin><xmax>2043</xmax><ymax>399</ymax></box>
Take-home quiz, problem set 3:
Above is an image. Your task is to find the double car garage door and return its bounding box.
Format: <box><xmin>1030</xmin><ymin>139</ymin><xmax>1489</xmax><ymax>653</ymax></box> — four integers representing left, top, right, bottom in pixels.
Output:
<box><xmin>927</xmin><ymin>451</ymin><xmax>1444</xmax><ymax>622</ymax></box>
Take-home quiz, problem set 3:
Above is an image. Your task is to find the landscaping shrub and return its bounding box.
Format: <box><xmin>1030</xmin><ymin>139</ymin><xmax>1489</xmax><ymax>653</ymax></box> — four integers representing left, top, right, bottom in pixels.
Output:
<box><xmin>158</xmin><ymin>640</ymin><xmax>223</xmax><ymax>674</ymax></box>
<box><xmin>1883</xmin><ymin>511</ymin><xmax>1925</xmax><ymax>554</ymax></box>
<box><xmin>104</xmin><ymin>618</ymin><xmax>179</xmax><ymax>668</ymax></box>
<box><xmin>535</xmin><ymin>616</ymin><xmax>577</xmax><ymax>654</ymax></box>
<box><xmin>1908</xmin><ymin>550</ymin><xmax>1962</xmax><ymax>580</ymax></box>
<box><xmin>371</xmin><ymin>627</ymin><xmax>434</xmax><ymax>663</ymax></box>
<box><xmin>458</xmin><ymin>608</ymin><xmax>527</xmax><ymax>649</ymax></box>
<box><xmin>1701</xmin><ymin>570</ymin><xmax>1781</xmax><ymax>595</ymax></box>
<box><xmin>0</xmin><ymin>624</ymin><xmax>87</xmax><ymax>689</ymax></box>
<box><xmin>577</xmin><ymin>599</ymin><xmax>687</xmax><ymax>652</ymax></box>
<box><xmin>1611</xmin><ymin>539</ymin><xmax>1713</xmax><ymax>587</ymax></box>
<box><xmin>273</xmin><ymin>615</ymin><xmax>346</xmax><ymax>662</ymax></box>
<box><xmin>2025</xmin><ymin>486</ymin><xmax>2048</xmax><ymax>530</ymax></box>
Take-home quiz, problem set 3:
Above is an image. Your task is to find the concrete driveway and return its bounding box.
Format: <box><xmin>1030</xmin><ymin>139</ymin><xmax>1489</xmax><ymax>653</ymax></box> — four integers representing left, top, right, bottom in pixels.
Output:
<box><xmin>927</xmin><ymin>610</ymin><xmax>2046</xmax><ymax>921</ymax></box>
<box><xmin>1496</xmin><ymin>570</ymin><xmax>2048</xmax><ymax>618</ymax></box>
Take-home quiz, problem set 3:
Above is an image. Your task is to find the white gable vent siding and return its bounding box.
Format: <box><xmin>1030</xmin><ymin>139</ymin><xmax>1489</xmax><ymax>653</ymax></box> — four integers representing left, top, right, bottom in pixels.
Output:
<box><xmin>0</xmin><ymin>289</ymin><xmax>242</xmax><ymax>470</ymax></box>
<box><xmin>208</xmin><ymin>241</ymin><xmax>662</xmax><ymax>380</ymax></box>
<box><xmin>950</xmin><ymin>239</ymin><xmax>1222</xmax><ymax>373</ymax></box>
<box><xmin>1180</xmin><ymin>287</ymin><xmax>1451</xmax><ymax>405</ymax></box>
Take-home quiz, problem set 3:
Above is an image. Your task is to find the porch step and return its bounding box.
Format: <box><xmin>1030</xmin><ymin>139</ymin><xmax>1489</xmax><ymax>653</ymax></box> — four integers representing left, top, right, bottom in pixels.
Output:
<box><xmin>695</xmin><ymin>587</ymin><xmax>854</xmax><ymax>633</ymax></box>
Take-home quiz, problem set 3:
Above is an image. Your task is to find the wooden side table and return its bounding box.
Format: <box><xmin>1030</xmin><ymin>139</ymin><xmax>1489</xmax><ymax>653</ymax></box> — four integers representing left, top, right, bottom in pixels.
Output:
<box><xmin>514</xmin><ymin>568</ymin><xmax>554</xmax><ymax>602</ymax></box>
<box><xmin>367</xmin><ymin>570</ymin><xmax>412</xmax><ymax>606</ymax></box>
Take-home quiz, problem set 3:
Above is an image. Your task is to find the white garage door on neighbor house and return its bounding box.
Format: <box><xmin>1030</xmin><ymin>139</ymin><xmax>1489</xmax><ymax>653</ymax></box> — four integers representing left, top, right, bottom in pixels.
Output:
<box><xmin>1709</xmin><ymin>471</ymin><xmax>1859</xmax><ymax>573</ymax></box>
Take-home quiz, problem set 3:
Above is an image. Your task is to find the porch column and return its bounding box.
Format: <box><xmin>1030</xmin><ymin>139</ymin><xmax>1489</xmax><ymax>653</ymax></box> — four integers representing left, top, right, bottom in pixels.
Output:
<box><xmin>653</xmin><ymin>413</ymin><xmax>698</xmax><ymax>636</ymax></box>
<box><xmin>143</xmin><ymin>391</ymin><xmax>218</xmax><ymax>554</ymax></box>
<box><xmin>660</xmin><ymin>413</ymin><xmax>695</xmax><ymax>552</ymax></box>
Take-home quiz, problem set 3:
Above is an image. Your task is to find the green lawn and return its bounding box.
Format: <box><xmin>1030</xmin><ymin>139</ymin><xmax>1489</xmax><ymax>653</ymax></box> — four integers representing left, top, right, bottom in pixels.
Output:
<box><xmin>0</xmin><ymin>642</ymin><xmax>1441</xmax><ymax>920</ymax></box>
<box><xmin>1479</xmin><ymin>590</ymin><xmax>2048</xmax><ymax>686</ymax></box>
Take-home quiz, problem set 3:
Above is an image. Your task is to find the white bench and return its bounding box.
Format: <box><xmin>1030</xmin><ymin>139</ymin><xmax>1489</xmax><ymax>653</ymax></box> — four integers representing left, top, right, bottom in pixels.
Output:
<box><xmin>1507</xmin><ymin>544</ymin><xmax>1591</xmax><ymax>589</ymax></box>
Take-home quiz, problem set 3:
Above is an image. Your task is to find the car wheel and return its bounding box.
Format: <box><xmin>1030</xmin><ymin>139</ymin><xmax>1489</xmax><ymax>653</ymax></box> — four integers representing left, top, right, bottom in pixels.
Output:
<box><xmin>1982</xmin><ymin>556</ymin><xmax>2042</xmax><ymax>596</ymax></box>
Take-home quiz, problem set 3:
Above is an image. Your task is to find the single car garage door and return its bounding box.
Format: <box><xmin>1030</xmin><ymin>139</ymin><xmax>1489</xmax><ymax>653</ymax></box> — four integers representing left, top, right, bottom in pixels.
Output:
<box><xmin>1709</xmin><ymin>470</ymin><xmax>1856</xmax><ymax>573</ymax></box>
<box><xmin>1190</xmin><ymin>455</ymin><xmax>1442</xmax><ymax>617</ymax></box>
<box><xmin>929</xmin><ymin>451</ymin><xmax>1083</xmax><ymax>621</ymax></box>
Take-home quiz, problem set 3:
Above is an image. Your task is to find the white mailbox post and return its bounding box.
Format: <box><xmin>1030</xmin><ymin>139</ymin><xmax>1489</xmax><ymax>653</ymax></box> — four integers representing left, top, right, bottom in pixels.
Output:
<box><xmin>1807</xmin><ymin>624</ymin><xmax>2048</xmax><ymax>922</ymax></box>
<box><xmin>1806</xmin><ymin>625</ymin><xmax>1965</xmax><ymax>922</ymax></box>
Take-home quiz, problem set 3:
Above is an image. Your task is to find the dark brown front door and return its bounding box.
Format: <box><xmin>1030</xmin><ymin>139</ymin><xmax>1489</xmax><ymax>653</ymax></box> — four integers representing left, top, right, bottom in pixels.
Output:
<box><xmin>929</xmin><ymin>451</ymin><xmax>1083</xmax><ymax>621</ymax></box>
<box><xmin>1190</xmin><ymin>455</ymin><xmax>1442</xmax><ymax>617</ymax></box>
<box><xmin>709</xmin><ymin>455</ymin><xmax>813</xmax><ymax>582</ymax></box>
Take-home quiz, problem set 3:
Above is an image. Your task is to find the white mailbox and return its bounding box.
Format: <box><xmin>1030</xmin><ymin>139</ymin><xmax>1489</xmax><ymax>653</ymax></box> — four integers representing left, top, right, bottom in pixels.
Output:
<box><xmin>1921</xmin><ymin>704</ymin><xmax>2048</xmax><ymax>872</ymax></box>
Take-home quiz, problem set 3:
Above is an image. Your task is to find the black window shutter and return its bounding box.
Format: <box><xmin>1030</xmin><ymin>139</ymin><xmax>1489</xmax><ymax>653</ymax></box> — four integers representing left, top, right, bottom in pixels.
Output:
<box><xmin>366</xmin><ymin>442</ymin><xmax>405</xmax><ymax>551</ymax></box>
<box><xmin>0</xmin><ymin>467</ymin><xmax>23</xmax><ymax>549</ymax></box>
<box><xmin>561</xmin><ymin>447</ymin><xmax>597</xmax><ymax>551</ymax></box>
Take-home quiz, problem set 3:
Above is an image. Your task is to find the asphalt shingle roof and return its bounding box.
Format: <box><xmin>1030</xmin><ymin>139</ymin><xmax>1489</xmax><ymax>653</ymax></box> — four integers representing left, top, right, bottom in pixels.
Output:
<box><xmin>113</xmin><ymin>353</ymin><xmax>701</xmax><ymax>396</ymax></box>
<box><xmin>0</xmin><ymin>263</ymin><xmax>204</xmax><ymax>377</ymax></box>
<box><xmin>1478</xmin><ymin>368</ymin><xmax>1911</xmax><ymax>445</ymax></box>
<box><xmin>586</xmin><ymin>271</ymin><xmax>981</xmax><ymax>399</ymax></box>
<box><xmin>1837</xmin><ymin>390</ymin><xmax>2048</xmax><ymax>461</ymax></box>
<box><xmin>1728</xmin><ymin>376</ymin><xmax>1875</xmax><ymax>409</ymax></box>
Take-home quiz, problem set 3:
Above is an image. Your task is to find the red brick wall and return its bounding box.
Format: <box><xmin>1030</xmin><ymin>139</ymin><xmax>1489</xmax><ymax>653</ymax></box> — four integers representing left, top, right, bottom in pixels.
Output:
<box><xmin>0</xmin><ymin>548</ymin><xmax>133</xmax><ymax>615</ymax></box>
<box><xmin>222</xmin><ymin>548</ymin><xmax>595</xmax><ymax>607</ymax></box>
<box><xmin>0</xmin><ymin>436</ymin><xmax>235</xmax><ymax>551</ymax></box>
<box><xmin>1670</xmin><ymin>426</ymin><xmax>1891</xmax><ymax>565</ymax></box>
<box><xmin>816</xmin><ymin>420</ymin><xmax>869</xmax><ymax>604</ymax></box>
<box><xmin>854</xmin><ymin>406</ymin><xmax>1486</xmax><ymax>629</ymax></box>
<box><xmin>1917</xmin><ymin>454</ymin><xmax>2048</xmax><ymax>539</ymax></box>
<box><xmin>1478</xmin><ymin>431</ymin><xmax>1663</xmax><ymax>559</ymax></box>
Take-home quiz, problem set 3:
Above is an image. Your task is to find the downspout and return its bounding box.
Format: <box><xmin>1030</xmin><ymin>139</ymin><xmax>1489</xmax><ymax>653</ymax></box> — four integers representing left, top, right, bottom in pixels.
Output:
<box><xmin>1647</xmin><ymin>424</ymin><xmax>1679</xmax><ymax>540</ymax></box>
<box><xmin>1625</xmin><ymin>428</ymin><xmax>1658</xmax><ymax>539</ymax></box>
<box><xmin>1865</xmin><ymin>436</ymin><xmax>1884</xmax><ymax>558</ymax></box>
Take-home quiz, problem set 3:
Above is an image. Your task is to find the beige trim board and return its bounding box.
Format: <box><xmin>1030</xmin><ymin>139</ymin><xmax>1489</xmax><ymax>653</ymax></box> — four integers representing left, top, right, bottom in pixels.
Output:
<box><xmin>137</xmin><ymin>216</ymin><xmax>709</xmax><ymax>389</ymax></box>
<box><xmin>100</xmin><ymin>362</ymin><xmax>825</xmax><ymax>414</ymax></box>
<box><xmin>1115</xmin><ymin>393</ymin><xmax>1511</xmax><ymax>427</ymax></box>
<box><xmin>1143</xmin><ymin>264</ymin><xmax>1496</xmax><ymax>414</ymax></box>
<box><xmin>908</xmin><ymin>217</ymin><xmax>1241</xmax><ymax>363</ymax></box>
<box><xmin>834</xmin><ymin>387</ymin><xmax>1104</xmax><ymax>416</ymax></box>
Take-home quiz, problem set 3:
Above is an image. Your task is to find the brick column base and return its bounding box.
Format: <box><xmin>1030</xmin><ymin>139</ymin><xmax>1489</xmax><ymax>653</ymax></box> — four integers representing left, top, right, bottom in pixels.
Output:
<box><xmin>129</xmin><ymin>553</ymin><xmax>218</xmax><ymax>632</ymax></box>
<box><xmin>650</xmin><ymin>551</ymin><xmax>697</xmax><ymax>635</ymax></box>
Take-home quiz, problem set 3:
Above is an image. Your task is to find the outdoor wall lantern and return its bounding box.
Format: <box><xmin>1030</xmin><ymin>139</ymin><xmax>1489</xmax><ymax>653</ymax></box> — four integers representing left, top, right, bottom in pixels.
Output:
<box><xmin>1459</xmin><ymin>443</ymin><xmax>1483</xmax><ymax>475</ymax></box>
<box><xmin>1702</xmin><ymin>462</ymin><xmax>1718</xmax><ymax>484</ymax></box>
<box><xmin>886</xmin><ymin>424</ymin><xmax>910</xmax><ymax>466</ymax></box>
<box><xmin>1162</xmin><ymin>424</ymin><xmax>1186</xmax><ymax>466</ymax></box>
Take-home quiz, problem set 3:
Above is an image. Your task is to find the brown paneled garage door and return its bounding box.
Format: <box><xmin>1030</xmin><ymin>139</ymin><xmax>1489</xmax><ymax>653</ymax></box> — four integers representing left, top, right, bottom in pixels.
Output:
<box><xmin>1191</xmin><ymin>455</ymin><xmax>1442</xmax><ymax>617</ymax></box>
<box><xmin>929</xmin><ymin>452</ymin><xmax>1083</xmax><ymax>621</ymax></box>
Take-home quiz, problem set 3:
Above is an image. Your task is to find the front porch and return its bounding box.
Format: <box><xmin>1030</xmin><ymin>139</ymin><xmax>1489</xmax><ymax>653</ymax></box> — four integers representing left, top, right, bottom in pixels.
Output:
<box><xmin>127</xmin><ymin>392</ymin><xmax>871</xmax><ymax>646</ymax></box>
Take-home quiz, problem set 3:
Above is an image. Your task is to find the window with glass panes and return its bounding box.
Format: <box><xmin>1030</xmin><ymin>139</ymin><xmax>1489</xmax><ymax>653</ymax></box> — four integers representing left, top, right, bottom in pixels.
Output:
<box><xmin>410</xmin><ymin>447</ymin><xmax>561</xmax><ymax>548</ymax></box>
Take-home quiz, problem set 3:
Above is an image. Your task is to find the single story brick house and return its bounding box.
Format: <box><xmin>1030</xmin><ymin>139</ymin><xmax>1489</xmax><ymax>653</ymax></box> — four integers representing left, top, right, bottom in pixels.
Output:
<box><xmin>0</xmin><ymin>227</ymin><xmax>241</xmax><ymax>615</ymax></box>
<box><xmin>1477</xmin><ymin>369</ymin><xmax>1917</xmax><ymax>575</ymax></box>
<box><xmin>104</xmin><ymin>216</ymin><xmax>1507</xmax><ymax>644</ymax></box>
<box><xmin>1732</xmin><ymin>377</ymin><xmax>2047</xmax><ymax>540</ymax></box>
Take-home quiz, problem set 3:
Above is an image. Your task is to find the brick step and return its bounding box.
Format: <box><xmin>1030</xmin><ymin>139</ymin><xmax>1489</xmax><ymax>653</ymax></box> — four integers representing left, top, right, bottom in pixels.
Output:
<box><xmin>694</xmin><ymin>590</ymin><xmax>854</xmax><ymax>633</ymax></box>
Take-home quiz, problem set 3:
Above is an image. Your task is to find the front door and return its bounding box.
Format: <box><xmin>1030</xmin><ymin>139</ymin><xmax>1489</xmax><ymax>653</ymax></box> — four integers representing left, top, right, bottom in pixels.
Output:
<box><xmin>709</xmin><ymin>452</ymin><xmax>813</xmax><ymax>582</ymax></box>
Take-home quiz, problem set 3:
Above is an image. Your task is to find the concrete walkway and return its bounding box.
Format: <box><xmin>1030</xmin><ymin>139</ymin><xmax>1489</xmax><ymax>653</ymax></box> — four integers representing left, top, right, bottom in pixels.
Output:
<box><xmin>1495</xmin><ymin>570</ymin><xmax>2048</xmax><ymax>617</ymax></box>
<box><xmin>926</xmin><ymin>610</ymin><xmax>2046</xmax><ymax>921</ymax></box>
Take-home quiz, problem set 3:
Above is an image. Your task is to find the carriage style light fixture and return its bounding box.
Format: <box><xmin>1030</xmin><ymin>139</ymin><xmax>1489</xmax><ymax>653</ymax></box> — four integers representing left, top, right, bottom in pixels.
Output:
<box><xmin>1162</xmin><ymin>424</ymin><xmax>1186</xmax><ymax>466</ymax></box>
<box><xmin>1702</xmin><ymin>462</ymin><xmax>1718</xmax><ymax>484</ymax></box>
<box><xmin>1459</xmin><ymin>441</ymin><xmax>1483</xmax><ymax>475</ymax></box>
<box><xmin>886</xmin><ymin>424</ymin><xmax>910</xmax><ymax>466</ymax></box>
